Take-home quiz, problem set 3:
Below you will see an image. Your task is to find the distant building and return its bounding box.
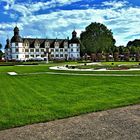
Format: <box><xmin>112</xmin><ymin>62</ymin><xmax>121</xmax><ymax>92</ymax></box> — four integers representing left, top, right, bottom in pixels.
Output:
<box><xmin>5</xmin><ymin>26</ymin><xmax>80</xmax><ymax>61</ymax></box>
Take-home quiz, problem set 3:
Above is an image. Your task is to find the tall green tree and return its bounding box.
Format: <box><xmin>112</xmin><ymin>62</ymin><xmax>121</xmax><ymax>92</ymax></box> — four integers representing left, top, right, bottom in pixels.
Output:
<box><xmin>80</xmin><ymin>22</ymin><xmax>116</xmax><ymax>55</ymax></box>
<box><xmin>127</xmin><ymin>39</ymin><xmax>140</xmax><ymax>47</ymax></box>
<box><xmin>124</xmin><ymin>48</ymin><xmax>130</xmax><ymax>61</ymax></box>
<box><xmin>129</xmin><ymin>46</ymin><xmax>136</xmax><ymax>57</ymax></box>
<box><xmin>118</xmin><ymin>46</ymin><xmax>124</xmax><ymax>55</ymax></box>
<box><xmin>136</xmin><ymin>47</ymin><xmax>140</xmax><ymax>62</ymax></box>
<box><xmin>0</xmin><ymin>43</ymin><xmax>2</xmax><ymax>50</ymax></box>
<box><xmin>0</xmin><ymin>43</ymin><xmax>3</xmax><ymax>60</ymax></box>
<box><xmin>113</xmin><ymin>47</ymin><xmax>119</xmax><ymax>61</ymax></box>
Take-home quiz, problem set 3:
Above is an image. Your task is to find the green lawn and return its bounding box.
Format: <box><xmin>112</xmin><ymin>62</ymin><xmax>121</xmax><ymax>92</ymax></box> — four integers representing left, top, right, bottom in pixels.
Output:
<box><xmin>101</xmin><ymin>61</ymin><xmax>140</xmax><ymax>65</ymax></box>
<box><xmin>0</xmin><ymin>63</ymin><xmax>140</xmax><ymax>130</ymax></box>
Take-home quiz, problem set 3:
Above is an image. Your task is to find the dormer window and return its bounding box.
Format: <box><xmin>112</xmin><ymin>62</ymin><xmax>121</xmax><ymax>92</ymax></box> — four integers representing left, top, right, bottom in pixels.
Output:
<box><xmin>35</xmin><ymin>40</ymin><xmax>40</xmax><ymax>48</ymax></box>
<box><xmin>25</xmin><ymin>43</ymin><xmax>28</xmax><ymax>46</ymax></box>
<box><xmin>55</xmin><ymin>42</ymin><xmax>59</xmax><ymax>47</ymax></box>
<box><xmin>64</xmin><ymin>42</ymin><xmax>68</xmax><ymax>46</ymax></box>
<box><xmin>24</xmin><ymin>40</ymin><xmax>29</xmax><ymax>48</ymax></box>
<box><xmin>45</xmin><ymin>42</ymin><xmax>50</xmax><ymax>48</ymax></box>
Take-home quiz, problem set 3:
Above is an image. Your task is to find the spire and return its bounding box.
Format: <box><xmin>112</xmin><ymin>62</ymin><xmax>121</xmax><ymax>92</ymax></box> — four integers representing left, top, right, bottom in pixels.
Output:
<box><xmin>11</xmin><ymin>26</ymin><xmax>23</xmax><ymax>43</ymax></box>
<box><xmin>5</xmin><ymin>38</ymin><xmax>10</xmax><ymax>49</ymax></box>
<box><xmin>72</xmin><ymin>30</ymin><xmax>77</xmax><ymax>39</ymax></box>
<box><xmin>6</xmin><ymin>38</ymin><xmax>10</xmax><ymax>44</ymax></box>
<box><xmin>14</xmin><ymin>26</ymin><xmax>19</xmax><ymax>36</ymax></box>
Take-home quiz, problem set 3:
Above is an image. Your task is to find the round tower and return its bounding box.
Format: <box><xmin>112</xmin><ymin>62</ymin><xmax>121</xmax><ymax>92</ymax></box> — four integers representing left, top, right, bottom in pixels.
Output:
<box><xmin>69</xmin><ymin>30</ymin><xmax>80</xmax><ymax>60</ymax></box>
<box><xmin>11</xmin><ymin>26</ymin><xmax>24</xmax><ymax>61</ymax></box>
<box><xmin>5</xmin><ymin>38</ymin><xmax>11</xmax><ymax>60</ymax></box>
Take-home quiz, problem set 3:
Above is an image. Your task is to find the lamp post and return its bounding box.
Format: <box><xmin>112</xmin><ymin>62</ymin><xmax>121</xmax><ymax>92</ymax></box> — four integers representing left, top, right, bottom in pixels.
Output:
<box><xmin>45</xmin><ymin>48</ymin><xmax>49</xmax><ymax>63</ymax></box>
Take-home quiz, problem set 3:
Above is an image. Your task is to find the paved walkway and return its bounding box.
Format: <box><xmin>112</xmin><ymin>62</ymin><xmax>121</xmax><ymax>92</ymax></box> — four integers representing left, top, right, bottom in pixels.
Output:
<box><xmin>7</xmin><ymin>71</ymin><xmax>140</xmax><ymax>76</ymax></box>
<box><xmin>0</xmin><ymin>104</ymin><xmax>140</xmax><ymax>140</ymax></box>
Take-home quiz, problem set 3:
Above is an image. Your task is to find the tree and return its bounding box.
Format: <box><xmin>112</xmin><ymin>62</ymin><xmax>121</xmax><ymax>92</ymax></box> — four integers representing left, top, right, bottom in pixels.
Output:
<box><xmin>0</xmin><ymin>43</ymin><xmax>2</xmax><ymax>50</ymax></box>
<box><xmin>113</xmin><ymin>47</ymin><xmax>119</xmax><ymax>61</ymax></box>
<box><xmin>135</xmin><ymin>47</ymin><xmax>140</xmax><ymax>62</ymax></box>
<box><xmin>0</xmin><ymin>43</ymin><xmax>3</xmax><ymax>60</ymax></box>
<box><xmin>124</xmin><ymin>48</ymin><xmax>130</xmax><ymax>61</ymax></box>
<box><xmin>118</xmin><ymin>46</ymin><xmax>124</xmax><ymax>55</ymax></box>
<box><xmin>127</xmin><ymin>39</ymin><xmax>140</xmax><ymax>47</ymax></box>
<box><xmin>129</xmin><ymin>46</ymin><xmax>136</xmax><ymax>57</ymax></box>
<box><xmin>80</xmin><ymin>22</ymin><xmax>116</xmax><ymax>56</ymax></box>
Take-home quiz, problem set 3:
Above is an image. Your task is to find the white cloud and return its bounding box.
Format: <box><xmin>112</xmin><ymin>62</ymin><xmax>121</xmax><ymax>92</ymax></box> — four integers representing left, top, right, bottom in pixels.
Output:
<box><xmin>1</xmin><ymin>0</ymin><xmax>140</xmax><ymax>47</ymax></box>
<box><xmin>102</xmin><ymin>0</ymin><xmax>128</xmax><ymax>9</ymax></box>
<box><xmin>1</xmin><ymin>0</ymin><xmax>15</xmax><ymax>10</ymax></box>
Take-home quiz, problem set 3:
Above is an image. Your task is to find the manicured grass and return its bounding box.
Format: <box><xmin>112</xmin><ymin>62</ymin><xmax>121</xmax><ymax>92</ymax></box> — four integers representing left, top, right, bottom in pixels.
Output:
<box><xmin>101</xmin><ymin>61</ymin><xmax>140</xmax><ymax>65</ymax></box>
<box><xmin>0</xmin><ymin>63</ymin><xmax>140</xmax><ymax>130</ymax></box>
<box><xmin>0</xmin><ymin>68</ymin><xmax>140</xmax><ymax>130</ymax></box>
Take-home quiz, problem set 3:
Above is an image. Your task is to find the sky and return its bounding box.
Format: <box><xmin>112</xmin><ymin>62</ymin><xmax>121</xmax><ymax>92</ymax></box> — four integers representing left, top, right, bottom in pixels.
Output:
<box><xmin>0</xmin><ymin>0</ymin><xmax>140</xmax><ymax>49</ymax></box>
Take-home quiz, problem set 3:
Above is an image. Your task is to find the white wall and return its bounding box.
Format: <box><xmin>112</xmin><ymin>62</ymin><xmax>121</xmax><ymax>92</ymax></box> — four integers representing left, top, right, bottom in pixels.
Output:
<box><xmin>69</xmin><ymin>43</ymin><xmax>80</xmax><ymax>59</ymax></box>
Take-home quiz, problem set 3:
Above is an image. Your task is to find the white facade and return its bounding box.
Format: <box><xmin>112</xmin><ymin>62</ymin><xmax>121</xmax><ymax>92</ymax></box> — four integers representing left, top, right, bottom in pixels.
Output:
<box><xmin>11</xmin><ymin>43</ymin><xmax>25</xmax><ymax>61</ymax></box>
<box><xmin>5</xmin><ymin>27</ymin><xmax>80</xmax><ymax>61</ymax></box>
<box><xmin>69</xmin><ymin>43</ymin><xmax>80</xmax><ymax>59</ymax></box>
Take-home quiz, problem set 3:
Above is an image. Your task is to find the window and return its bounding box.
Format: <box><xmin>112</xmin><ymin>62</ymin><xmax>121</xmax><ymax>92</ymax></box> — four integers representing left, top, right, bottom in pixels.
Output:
<box><xmin>55</xmin><ymin>49</ymin><xmax>59</xmax><ymax>52</ymax></box>
<box><xmin>36</xmin><ymin>55</ymin><xmax>39</xmax><ymax>57</ymax></box>
<box><xmin>77</xmin><ymin>48</ymin><xmax>79</xmax><ymax>52</ymax></box>
<box><xmin>64</xmin><ymin>42</ymin><xmax>68</xmax><ymax>46</ymax></box>
<box><xmin>56</xmin><ymin>54</ymin><xmax>59</xmax><ymax>57</ymax></box>
<box><xmin>60</xmin><ymin>54</ymin><xmax>63</xmax><ymax>57</ymax></box>
<box><xmin>30</xmin><ymin>55</ymin><xmax>34</xmax><ymax>57</ymax></box>
<box><xmin>71</xmin><ymin>49</ymin><xmax>73</xmax><ymax>52</ymax></box>
<box><xmin>51</xmin><ymin>54</ymin><xmax>54</xmax><ymax>57</ymax></box>
<box><xmin>36</xmin><ymin>49</ymin><xmax>39</xmax><ymax>52</ymax></box>
<box><xmin>16</xmin><ymin>48</ymin><xmax>19</xmax><ymax>52</ymax></box>
<box><xmin>71</xmin><ymin>44</ymin><xmax>73</xmax><ymax>47</ymax></box>
<box><xmin>22</xmin><ymin>49</ymin><xmax>24</xmax><ymax>52</ymax></box>
<box><xmin>25</xmin><ymin>43</ymin><xmax>28</xmax><ymax>46</ymax></box>
<box><xmin>71</xmin><ymin>54</ymin><xmax>73</xmax><ymax>57</ymax></box>
<box><xmin>65</xmin><ymin>49</ymin><xmax>67</xmax><ymax>52</ymax></box>
<box><xmin>25</xmin><ymin>49</ymin><xmax>29</xmax><ymax>52</ymax></box>
<box><xmin>25</xmin><ymin>55</ymin><xmax>29</xmax><ymax>58</ymax></box>
<box><xmin>55</xmin><ymin>42</ymin><xmax>59</xmax><ymax>47</ymax></box>
<box><xmin>41</xmin><ymin>54</ymin><xmax>45</xmax><ymax>57</ymax></box>
<box><xmin>16</xmin><ymin>55</ymin><xmax>18</xmax><ymax>59</ymax></box>
<box><xmin>41</xmin><ymin>49</ymin><xmax>44</xmax><ymax>52</ymax></box>
<box><xmin>60</xmin><ymin>49</ymin><xmax>63</xmax><ymax>52</ymax></box>
<box><xmin>30</xmin><ymin>49</ymin><xmax>34</xmax><ymax>52</ymax></box>
<box><xmin>45</xmin><ymin>42</ymin><xmax>49</xmax><ymax>47</ymax></box>
<box><xmin>51</xmin><ymin>49</ymin><xmax>54</xmax><ymax>52</ymax></box>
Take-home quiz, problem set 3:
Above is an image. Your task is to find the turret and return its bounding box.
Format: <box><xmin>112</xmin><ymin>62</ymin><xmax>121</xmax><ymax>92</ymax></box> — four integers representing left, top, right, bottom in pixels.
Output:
<box><xmin>14</xmin><ymin>26</ymin><xmax>19</xmax><ymax>36</ymax></box>
<box><xmin>70</xmin><ymin>30</ymin><xmax>79</xmax><ymax>43</ymax></box>
<box><xmin>11</xmin><ymin>26</ymin><xmax>23</xmax><ymax>43</ymax></box>
<box><xmin>72</xmin><ymin>30</ymin><xmax>77</xmax><ymax>39</ymax></box>
<box><xmin>5</xmin><ymin>38</ymin><xmax>10</xmax><ymax>49</ymax></box>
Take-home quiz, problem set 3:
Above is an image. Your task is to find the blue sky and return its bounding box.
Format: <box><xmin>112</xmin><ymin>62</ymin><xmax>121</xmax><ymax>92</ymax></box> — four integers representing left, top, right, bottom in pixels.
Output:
<box><xmin>0</xmin><ymin>0</ymin><xmax>140</xmax><ymax>49</ymax></box>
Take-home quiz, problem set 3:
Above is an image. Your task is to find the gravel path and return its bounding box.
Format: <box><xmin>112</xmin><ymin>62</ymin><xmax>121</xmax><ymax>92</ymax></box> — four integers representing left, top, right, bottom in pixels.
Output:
<box><xmin>0</xmin><ymin>104</ymin><xmax>140</xmax><ymax>140</ymax></box>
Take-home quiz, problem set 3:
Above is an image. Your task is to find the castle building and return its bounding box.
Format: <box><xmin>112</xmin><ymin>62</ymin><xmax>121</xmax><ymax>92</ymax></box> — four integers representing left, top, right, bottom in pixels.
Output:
<box><xmin>5</xmin><ymin>26</ymin><xmax>80</xmax><ymax>61</ymax></box>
